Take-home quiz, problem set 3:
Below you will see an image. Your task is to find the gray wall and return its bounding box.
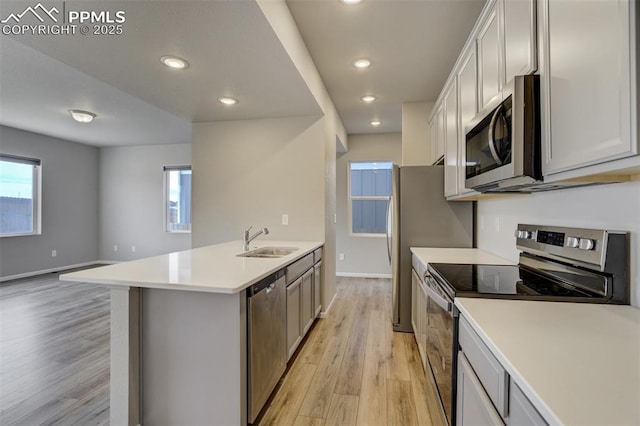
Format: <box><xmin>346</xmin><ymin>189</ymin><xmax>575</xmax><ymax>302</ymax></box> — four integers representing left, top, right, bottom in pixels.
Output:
<box><xmin>0</xmin><ymin>125</ymin><xmax>98</xmax><ymax>278</ymax></box>
<box><xmin>99</xmin><ymin>144</ymin><xmax>192</xmax><ymax>261</ymax></box>
<box><xmin>476</xmin><ymin>181</ymin><xmax>640</xmax><ymax>307</ymax></box>
<box><xmin>336</xmin><ymin>133</ymin><xmax>402</xmax><ymax>276</ymax></box>
<box><xmin>192</xmin><ymin>116</ymin><xmax>325</xmax><ymax>247</ymax></box>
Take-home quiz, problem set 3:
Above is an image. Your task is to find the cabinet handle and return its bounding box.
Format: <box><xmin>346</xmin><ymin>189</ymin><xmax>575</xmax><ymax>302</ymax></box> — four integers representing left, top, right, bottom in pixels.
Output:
<box><xmin>266</xmin><ymin>283</ymin><xmax>275</xmax><ymax>293</ymax></box>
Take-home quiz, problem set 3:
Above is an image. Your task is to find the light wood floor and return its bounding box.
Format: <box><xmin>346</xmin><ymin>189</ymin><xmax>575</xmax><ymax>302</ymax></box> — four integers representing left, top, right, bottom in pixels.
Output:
<box><xmin>0</xmin><ymin>273</ymin><xmax>444</xmax><ymax>426</ymax></box>
<box><xmin>0</xmin><ymin>271</ymin><xmax>110</xmax><ymax>425</ymax></box>
<box><xmin>258</xmin><ymin>277</ymin><xmax>445</xmax><ymax>426</ymax></box>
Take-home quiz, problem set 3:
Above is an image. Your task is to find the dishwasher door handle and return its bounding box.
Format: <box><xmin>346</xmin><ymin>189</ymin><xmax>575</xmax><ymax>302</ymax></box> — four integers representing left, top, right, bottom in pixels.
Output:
<box><xmin>265</xmin><ymin>283</ymin><xmax>275</xmax><ymax>293</ymax></box>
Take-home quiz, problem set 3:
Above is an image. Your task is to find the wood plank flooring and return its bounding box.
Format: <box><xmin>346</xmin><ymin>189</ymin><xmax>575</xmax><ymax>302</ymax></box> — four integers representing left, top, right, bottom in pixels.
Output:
<box><xmin>0</xmin><ymin>270</ymin><xmax>110</xmax><ymax>425</ymax></box>
<box><xmin>0</xmin><ymin>273</ymin><xmax>444</xmax><ymax>426</ymax></box>
<box><xmin>258</xmin><ymin>277</ymin><xmax>446</xmax><ymax>426</ymax></box>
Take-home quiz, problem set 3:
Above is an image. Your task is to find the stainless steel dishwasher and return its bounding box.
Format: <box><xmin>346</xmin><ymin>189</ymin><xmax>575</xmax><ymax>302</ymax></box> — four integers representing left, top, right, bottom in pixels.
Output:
<box><xmin>247</xmin><ymin>269</ymin><xmax>286</xmax><ymax>424</ymax></box>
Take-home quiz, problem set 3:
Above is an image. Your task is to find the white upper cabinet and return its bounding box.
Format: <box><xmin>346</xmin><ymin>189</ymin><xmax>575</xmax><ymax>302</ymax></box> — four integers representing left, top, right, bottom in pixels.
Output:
<box><xmin>503</xmin><ymin>0</ymin><xmax>537</xmax><ymax>84</ymax></box>
<box><xmin>540</xmin><ymin>0</ymin><xmax>637</xmax><ymax>176</ymax></box>
<box><xmin>444</xmin><ymin>79</ymin><xmax>459</xmax><ymax>197</ymax></box>
<box><xmin>431</xmin><ymin>104</ymin><xmax>445</xmax><ymax>164</ymax></box>
<box><xmin>477</xmin><ymin>0</ymin><xmax>502</xmax><ymax>110</ymax></box>
<box><xmin>456</xmin><ymin>44</ymin><xmax>479</xmax><ymax>196</ymax></box>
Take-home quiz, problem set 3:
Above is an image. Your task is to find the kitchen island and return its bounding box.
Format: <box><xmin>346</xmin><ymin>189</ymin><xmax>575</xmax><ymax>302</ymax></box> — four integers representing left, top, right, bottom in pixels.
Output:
<box><xmin>61</xmin><ymin>240</ymin><xmax>323</xmax><ymax>426</ymax></box>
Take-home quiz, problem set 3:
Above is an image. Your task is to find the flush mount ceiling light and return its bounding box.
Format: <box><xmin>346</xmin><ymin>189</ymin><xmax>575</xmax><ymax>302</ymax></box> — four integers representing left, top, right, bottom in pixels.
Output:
<box><xmin>339</xmin><ymin>0</ymin><xmax>362</xmax><ymax>4</ymax></box>
<box><xmin>352</xmin><ymin>58</ymin><xmax>372</xmax><ymax>69</ymax></box>
<box><xmin>361</xmin><ymin>95</ymin><xmax>376</xmax><ymax>103</ymax></box>
<box><xmin>217</xmin><ymin>96</ymin><xmax>239</xmax><ymax>106</ymax></box>
<box><xmin>160</xmin><ymin>55</ymin><xmax>189</xmax><ymax>69</ymax></box>
<box><xmin>370</xmin><ymin>120</ymin><xmax>382</xmax><ymax>127</ymax></box>
<box><xmin>69</xmin><ymin>109</ymin><xmax>96</xmax><ymax>123</ymax></box>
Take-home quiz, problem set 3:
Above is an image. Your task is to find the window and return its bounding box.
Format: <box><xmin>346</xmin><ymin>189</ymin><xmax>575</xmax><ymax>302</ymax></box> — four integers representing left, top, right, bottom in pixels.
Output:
<box><xmin>0</xmin><ymin>154</ymin><xmax>41</xmax><ymax>237</ymax></box>
<box><xmin>164</xmin><ymin>166</ymin><xmax>192</xmax><ymax>233</ymax></box>
<box><xmin>349</xmin><ymin>161</ymin><xmax>393</xmax><ymax>235</ymax></box>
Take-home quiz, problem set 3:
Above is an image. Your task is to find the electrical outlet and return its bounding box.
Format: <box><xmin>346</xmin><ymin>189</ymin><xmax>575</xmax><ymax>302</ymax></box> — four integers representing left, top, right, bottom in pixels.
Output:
<box><xmin>334</xmin><ymin>213</ymin><xmax>337</xmax><ymax>224</ymax></box>
<box><xmin>131</xmin><ymin>245</ymin><xmax>136</xmax><ymax>253</ymax></box>
<box><xmin>339</xmin><ymin>253</ymin><xmax>345</xmax><ymax>261</ymax></box>
<box><xmin>114</xmin><ymin>245</ymin><xmax>118</xmax><ymax>252</ymax></box>
<box><xmin>51</xmin><ymin>250</ymin><xmax>57</xmax><ymax>257</ymax></box>
<box><xmin>282</xmin><ymin>214</ymin><xmax>289</xmax><ymax>226</ymax></box>
<box><xmin>494</xmin><ymin>216</ymin><xmax>500</xmax><ymax>232</ymax></box>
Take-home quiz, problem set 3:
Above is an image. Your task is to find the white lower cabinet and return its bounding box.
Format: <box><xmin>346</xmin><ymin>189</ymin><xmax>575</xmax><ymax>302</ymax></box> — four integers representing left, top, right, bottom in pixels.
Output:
<box><xmin>457</xmin><ymin>353</ymin><xmax>504</xmax><ymax>426</ymax></box>
<box><xmin>457</xmin><ymin>315</ymin><xmax>547</xmax><ymax>426</ymax></box>
<box><xmin>411</xmin><ymin>268</ymin><xmax>428</xmax><ymax>371</ymax></box>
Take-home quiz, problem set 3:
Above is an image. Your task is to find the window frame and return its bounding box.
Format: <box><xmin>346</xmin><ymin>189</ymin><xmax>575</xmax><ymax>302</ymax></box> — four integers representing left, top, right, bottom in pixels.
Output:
<box><xmin>0</xmin><ymin>154</ymin><xmax>42</xmax><ymax>238</ymax></box>
<box><xmin>347</xmin><ymin>160</ymin><xmax>393</xmax><ymax>238</ymax></box>
<box><xmin>163</xmin><ymin>165</ymin><xmax>192</xmax><ymax>234</ymax></box>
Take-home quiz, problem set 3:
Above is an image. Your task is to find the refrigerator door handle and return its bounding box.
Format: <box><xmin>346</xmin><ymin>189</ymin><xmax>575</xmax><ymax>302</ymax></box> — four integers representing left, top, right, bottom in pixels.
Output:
<box><xmin>386</xmin><ymin>196</ymin><xmax>392</xmax><ymax>265</ymax></box>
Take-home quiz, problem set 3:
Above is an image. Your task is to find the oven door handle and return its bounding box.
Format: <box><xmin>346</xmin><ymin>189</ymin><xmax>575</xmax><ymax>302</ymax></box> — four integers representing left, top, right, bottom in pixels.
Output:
<box><xmin>488</xmin><ymin>104</ymin><xmax>504</xmax><ymax>166</ymax></box>
<box><xmin>424</xmin><ymin>280</ymin><xmax>452</xmax><ymax>313</ymax></box>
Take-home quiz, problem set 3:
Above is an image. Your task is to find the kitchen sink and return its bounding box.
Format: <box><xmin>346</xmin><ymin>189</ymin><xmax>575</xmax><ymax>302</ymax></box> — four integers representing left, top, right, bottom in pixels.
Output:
<box><xmin>237</xmin><ymin>247</ymin><xmax>298</xmax><ymax>258</ymax></box>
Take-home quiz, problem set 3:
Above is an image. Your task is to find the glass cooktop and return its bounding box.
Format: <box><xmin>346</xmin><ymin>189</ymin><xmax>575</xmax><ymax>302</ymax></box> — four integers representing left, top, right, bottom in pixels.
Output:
<box><xmin>428</xmin><ymin>263</ymin><xmax>600</xmax><ymax>300</ymax></box>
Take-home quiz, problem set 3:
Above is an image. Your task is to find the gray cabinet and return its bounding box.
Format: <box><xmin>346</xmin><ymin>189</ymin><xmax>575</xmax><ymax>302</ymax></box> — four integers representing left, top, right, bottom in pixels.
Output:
<box><xmin>300</xmin><ymin>269</ymin><xmax>314</xmax><ymax>335</ymax></box>
<box><xmin>286</xmin><ymin>277</ymin><xmax>302</xmax><ymax>361</ymax></box>
<box><xmin>313</xmin><ymin>260</ymin><xmax>322</xmax><ymax>318</ymax></box>
<box><xmin>540</xmin><ymin>0</ymin><xmax>637</xmax><ymax>177</ymax></box>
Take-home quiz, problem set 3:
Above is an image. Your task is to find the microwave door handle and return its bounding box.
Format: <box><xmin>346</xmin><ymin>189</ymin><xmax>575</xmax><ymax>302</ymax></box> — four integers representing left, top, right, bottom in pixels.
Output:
<box><xmin>488</xmin><ymin>104</ymin><xmax>504</xmax><ymax>166</ymax></box>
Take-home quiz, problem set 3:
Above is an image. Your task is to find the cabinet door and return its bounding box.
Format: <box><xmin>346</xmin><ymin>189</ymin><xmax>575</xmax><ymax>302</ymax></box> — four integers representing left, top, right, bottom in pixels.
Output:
<box><xmin>444</xmin><ymin>79</ymin><xmax>459</xmax><ymax>197</ymax></box>
<box><xmin>428</xmin><ymin>118</ymin><xmax>437</xmax><ymax>164</ymax></box>
<box><xmin>457</xmin><ymin>45</ymin><xmax>478</xmax><ymax>195</ymax></box>
<box><xmin>301</xmin><ymin>269</ymin><xmax>314</xmax><ymax>335</ymax></box>
<box><xmin>412</xmin><ymin>269</ymin><xmax>419</xmax><ymax>334</ymax></box>
<box><xmin>503</xmin><ymin>0</ymin><xmax>537</xmax><ymax>84</ymax></box>
<box><xmin>507</xmin><ymin>380</ymin><xmax>548</xmax><ymax>426</ymax></box>
<box><xmin>477</xmin><ymin>0</ymin><xmax>502</xmax><ymax>110</ymax></box>
<box><xmin>541</xmin><ymin>0</ymin><xmax>636</xmax><ymax>175</ymax></box>
<box><xmin>435</xmin><ymin>105</ymin><xmax>445</xmax><ymax>163</ymax></box>
<box><xmin>313</xmin><ymin>262</ymin><xmax>322</xmax><ymax>317</ymax></box>
<box><xmin>418</xmin><ymin>280</ymin><xmax>428</xmax><ymax>371</ymax></box>
<box><xmin>286</xmin><ymin>278</ymin><xmax>302</xmax><ymax>361</ymax></box>
<box><xmin>457</xmin><ymin>353</ymin><xmax>505</xmax><ymax>426</ymax></box>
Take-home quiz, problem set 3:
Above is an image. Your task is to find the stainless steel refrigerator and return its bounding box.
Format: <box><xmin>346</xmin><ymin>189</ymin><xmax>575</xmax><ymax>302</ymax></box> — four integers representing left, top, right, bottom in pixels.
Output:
<box><xmin>386</xmin><ymin>165</ymin><xmax>473</xmax><ymax>332</ymax></box>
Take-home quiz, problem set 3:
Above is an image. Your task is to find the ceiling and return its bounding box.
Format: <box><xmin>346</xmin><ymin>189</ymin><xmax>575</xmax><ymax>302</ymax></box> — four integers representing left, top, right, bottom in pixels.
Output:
<box><xmin>287</xmin><ymin>0</ymin><xmax>485</xmax><ymax>134</ymax></box>
<box><xmin>0</xmin><ymin>0</ymin><xmax>485</xmax><ymax>147</ymax></box>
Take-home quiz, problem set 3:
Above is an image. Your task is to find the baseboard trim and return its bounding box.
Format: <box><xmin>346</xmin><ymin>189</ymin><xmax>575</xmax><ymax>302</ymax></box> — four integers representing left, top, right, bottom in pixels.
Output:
<box><xmin>0</xmin><ymin>261</ymin><xmax>112</xmax><ymax>283</ymax></box>
<box><xmin>336</xmin><ymin>272</ymin><xmax>392</xmax><ymax>279</ymax></box>
<box><xmin>319</xmin><ymin>293</ymin><xmax>337</xmax><ymax>318</ymax></box>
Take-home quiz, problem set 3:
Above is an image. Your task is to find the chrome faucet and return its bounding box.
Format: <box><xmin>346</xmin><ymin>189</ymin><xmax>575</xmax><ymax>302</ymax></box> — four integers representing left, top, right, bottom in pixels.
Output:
<box><xmin>243</xmin><ymin>226</ymin><xmax>269</xmax><ymax>251</ymax></box>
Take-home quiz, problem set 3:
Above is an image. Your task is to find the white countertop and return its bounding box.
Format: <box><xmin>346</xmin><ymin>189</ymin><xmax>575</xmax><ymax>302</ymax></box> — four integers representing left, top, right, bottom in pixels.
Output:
<box><xmin>61</xmin><ymin>240</ymin><xmax>323</xmax><ymax>294</ymax></box>
<box><xmin>410</xmin><ymin>247</ymin><xmax>514</xmax><ymax>265</ymax></box>
<box><xmin>456</xmin><ymin>298</ymin><xmax>640</xmax><ymax>426</ymax></box>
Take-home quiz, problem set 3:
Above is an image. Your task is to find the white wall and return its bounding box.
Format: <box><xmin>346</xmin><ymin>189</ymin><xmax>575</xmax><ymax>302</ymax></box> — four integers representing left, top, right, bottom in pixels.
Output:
<box><xmin>0</xmin><ymin>125</ymin><xmax>99</xmax><ymax>279</ymax></box>
<box><xmin>476</xmin><ymin>181</ymin><xmax>640</xmax><ymax>307</ymax></box>
<box><xmin>402</xmin><ymin>101</ymin><xmax>435</xmax><ymax>166</ymax></box>
<box><xmin>336</xmin><ymin>133</ymin><xmax>402</xmax><ymax>276</ymax></box>
<box><xmin>192</xmin><ymin>116</ymin><xmax>325</xmax><ymax>247</ymax></box>
<box><xmin>99</xmin><ymin>144</ymin><xmax>192</xmax><ymax>262</ymax></box>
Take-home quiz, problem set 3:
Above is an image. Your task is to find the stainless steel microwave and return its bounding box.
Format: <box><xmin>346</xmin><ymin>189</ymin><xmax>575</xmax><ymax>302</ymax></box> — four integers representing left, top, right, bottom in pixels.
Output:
<box><xmin>465</xmin><ymin>75</ymin><xmax>542</xmax><ymax>192</ymax></box>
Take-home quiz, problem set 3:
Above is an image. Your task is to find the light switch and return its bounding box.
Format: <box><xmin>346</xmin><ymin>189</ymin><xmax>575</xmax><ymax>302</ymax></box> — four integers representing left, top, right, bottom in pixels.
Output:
<box><xmin>282</xmin><ymin>214</ymin><xmax>289</xmax><ymax>225</ymax></box>
<box><xmin>51</xmin><ymin>250</ymin><xmax>57</xmax><ymax>257</ymax></box>
<box><xmin>339</xmin><ymin>253</ymin><xmax>345</xmax><ymax>261</ymax></box>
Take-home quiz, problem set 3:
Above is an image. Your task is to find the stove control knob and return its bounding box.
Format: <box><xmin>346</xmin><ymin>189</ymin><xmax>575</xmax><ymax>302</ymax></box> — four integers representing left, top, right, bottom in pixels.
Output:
<box><xmin>566</xmin><ymin>236</ymin><xmax>580</xmax><ymax>248</ymax></box>
<box><xmin>522</xmin><ymin>231</ymin><xmax>533</xmax><ymax>239</ymax></box>
<box><xmin>579</xmin><ymin>238</ymin><xmax>595</xmax><ymax>250</ymax></box>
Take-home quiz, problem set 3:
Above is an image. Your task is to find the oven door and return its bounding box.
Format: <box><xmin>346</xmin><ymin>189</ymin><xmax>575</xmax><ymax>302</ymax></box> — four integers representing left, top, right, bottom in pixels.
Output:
<box><xmin>425</xmin><ymin>274</ymin><xmax>455</xmax><ymax>425</ymax></box>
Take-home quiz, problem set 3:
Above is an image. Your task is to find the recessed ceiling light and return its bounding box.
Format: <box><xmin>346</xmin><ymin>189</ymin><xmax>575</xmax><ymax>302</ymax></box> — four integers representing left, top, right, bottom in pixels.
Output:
<box><xmin>339</xmin><ymin>0</ymin><xmax>362</xmax><ymax>4</ymax></box>
<box><xmin>69</xmin><ymin>110</ymin><xmax>96</xmax><ymax>123</ymax></box>
<box><xmin>370</xmin><ymin>120</ymin><xmax>382</xmax><ymax>126</ymax></box>
<box><xmin>353</xmin><ymin>58</ymin><xmax>372</xmax><ymax>69</ymax></box>
<box><xmin>217</xmin><ymin>96</ymin><xmax>239</xmax><ymax>106</ymax></box>
<box><xmin>160</xmin><ymin>55</ymin><xmax>189</xmax><ymax>69</ymax></box>
<box><xmin>361</xmin><ymin>95</ymin><xmax>376</xmax><ymax>103</ymax></box>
